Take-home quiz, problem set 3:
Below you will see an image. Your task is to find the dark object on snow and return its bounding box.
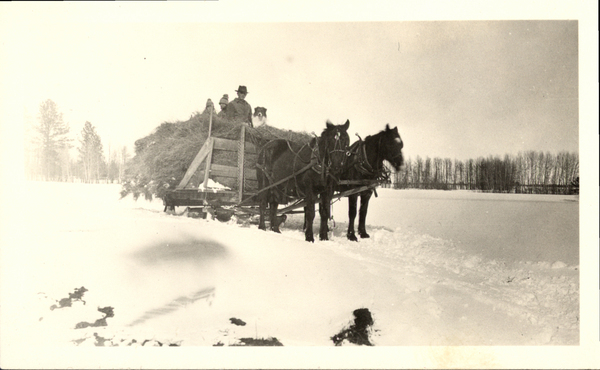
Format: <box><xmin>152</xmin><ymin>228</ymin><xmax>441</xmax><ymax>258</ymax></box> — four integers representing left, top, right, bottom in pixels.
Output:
<box><xmin>331</xmin><ymin>308</ymin><xmax>375</xmax><ymax>346</ymax></box>
<box><xmin>233</xmin><ymin>337</ymin><xmax>283</xmax><ymax>346</ymax></box>
<box><xmin>142</xmin><ymin>339</ymin><xmax>163</xmax><ymax>346</ymax></box>
<box><xmin>50</xmin><ymin>286</ymin><xmax>88</xmax><ymax>310</ymax></box>
<box><xmin>75</xmin><ymin>306</ymin><xmax>115</xmax><ymax>329</ymax></box>
<box><xmin>72</xmin><ymin>337</ymin><xmax>87</xmax><ymax>346</ymax></box>
<box><xmin>230</xmin><ymin>317</ymin><xmax>247</xmax><ymax>326</ymax></box>
<box><xmin>93</xmin><ymin>333</ymin><xmax>110</xmax><ymax>347</ymax></box>
<box><xmin>337</xmin><ymin>124</ymin><xmax>404</xmax><ymax>241</ymax></box>
<box><xmin>75</xmin><ymin>318</ymin><xmax>107</xmax><ymax>329</ymax></box>
<box><xmin>97</xmin><ymin>306</ymin><xmax>114</xmax><ymax>318</ymax></box>
<box><xmin>257</xmin><ymin>120</ymin><xmax>350</xmax><ymax>242</ymax></box>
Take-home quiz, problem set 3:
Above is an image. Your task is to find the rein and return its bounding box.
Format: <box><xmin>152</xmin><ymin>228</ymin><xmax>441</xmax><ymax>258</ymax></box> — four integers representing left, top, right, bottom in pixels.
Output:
<box><xmin>255</xmin><ymin>127</ymin><xmax>349</xmax><ymax>201</ymax></box>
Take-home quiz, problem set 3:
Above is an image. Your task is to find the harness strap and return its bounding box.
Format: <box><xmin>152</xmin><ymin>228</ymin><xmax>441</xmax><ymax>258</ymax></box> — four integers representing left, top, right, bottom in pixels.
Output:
<box><xmin>350</xmin><ymin>140</ymin><xmax>377</xmax><ymax>177</ymax></box>
<box><xmin>237</xmin><ymin>159</ymin><xmax>317</xmax><ymax>206</ymax></box>
<box><xmin>243</xmin><ymin>129</ymin><xmax>348</xmax><ymax>205</ymax></box>
<box><xmin>347</xmin><ymin>137</ymin><xmax>392</xmax><ymax>182</ymax></box>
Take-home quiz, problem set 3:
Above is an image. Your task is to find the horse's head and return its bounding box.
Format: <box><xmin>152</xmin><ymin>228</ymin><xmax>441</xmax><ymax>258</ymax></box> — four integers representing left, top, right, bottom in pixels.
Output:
<box><xmin>380</xmin><ymin>124</ymin><xmax>404</xmax><ymax>171</ymax></box>
<box><xmin>320</xmin><ymin>119</ymin><xmax>351</xmax><ymax>174</ymax></box>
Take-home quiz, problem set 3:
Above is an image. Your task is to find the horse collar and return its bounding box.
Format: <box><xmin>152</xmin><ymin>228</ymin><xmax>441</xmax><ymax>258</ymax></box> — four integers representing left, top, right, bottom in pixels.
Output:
<box><xmin>353</xmin><ymin>139</ymin><xmax>376</xmax><ymax>176</ymax></box>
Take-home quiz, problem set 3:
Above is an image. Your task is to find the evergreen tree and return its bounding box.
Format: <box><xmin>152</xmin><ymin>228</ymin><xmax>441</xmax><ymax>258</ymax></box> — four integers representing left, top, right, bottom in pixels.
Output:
<box><xmin>78</xmin><ymin>121</ymin><xmax>104</xmax><ymax>183</ymax></box>
<box><xmin>35</xmin><ymin>99</ymin><xmax>71</xmax><ymax>180</ymax></box>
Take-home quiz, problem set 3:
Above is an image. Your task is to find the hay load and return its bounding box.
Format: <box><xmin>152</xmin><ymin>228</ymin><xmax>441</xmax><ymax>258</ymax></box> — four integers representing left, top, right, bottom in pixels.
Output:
<box><xmin>120</xmin><ymin>107</ymin><xmax>312</xmax><ymax>201</ymax></box>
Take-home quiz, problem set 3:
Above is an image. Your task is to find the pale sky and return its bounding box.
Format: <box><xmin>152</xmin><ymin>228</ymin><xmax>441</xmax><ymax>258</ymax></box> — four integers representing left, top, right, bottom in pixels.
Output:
<box><xmin>0</xmin><ymin>1</ymin><xmax>593</xmax><ymax>163</ymax></box>
<box><xmin>0</xmin><ymin>2</ymin><xmax>599</xmax><ymax>367</ymax></box>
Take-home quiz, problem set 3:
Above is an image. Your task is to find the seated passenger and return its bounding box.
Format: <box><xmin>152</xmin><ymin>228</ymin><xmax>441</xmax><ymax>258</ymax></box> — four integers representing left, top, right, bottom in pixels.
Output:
<box><xmin>217</xmin><ymin>94</ymin><xmax>229</xmax><ymax>118</ymax></box>
<box><xmin>225</xmin><ymin>85</ymin><xmax>253</xmax><ymax>127</ymax></box>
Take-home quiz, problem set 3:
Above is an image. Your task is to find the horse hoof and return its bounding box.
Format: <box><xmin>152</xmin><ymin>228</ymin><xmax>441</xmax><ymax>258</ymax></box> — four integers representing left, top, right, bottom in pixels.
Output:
<box><xmin>347</xmin><ymin>233</ymin><xmax>358</xmax><ymax>242</ymax></box>
<box><xmin>306</xmin><ymin>235</ymin><xmax>315</xmax><ymax>243</ymax></box>
<box><xmin>359</xmin><ymin>232</ymin><xmax>370</xmax><ymax>239</ymax></box>
<box><xmin>319</xmin><ymin>234</ymin><xmax>328</xmax><ymax>241</ymax></box>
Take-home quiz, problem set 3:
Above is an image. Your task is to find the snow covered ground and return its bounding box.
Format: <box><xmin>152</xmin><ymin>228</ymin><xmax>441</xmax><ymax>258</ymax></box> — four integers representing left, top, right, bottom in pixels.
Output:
<box><xmin>0</xmin><ymin>181</ymin><xmax>594</xmax><ymax>368</ymax></box>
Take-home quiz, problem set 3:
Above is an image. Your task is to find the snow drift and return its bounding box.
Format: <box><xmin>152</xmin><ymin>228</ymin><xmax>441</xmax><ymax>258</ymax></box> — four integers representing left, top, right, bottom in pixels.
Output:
<box><xmin>0</xmin><ymin>181</ymin><xmax>581</xmax><ymax>368</ymax></box>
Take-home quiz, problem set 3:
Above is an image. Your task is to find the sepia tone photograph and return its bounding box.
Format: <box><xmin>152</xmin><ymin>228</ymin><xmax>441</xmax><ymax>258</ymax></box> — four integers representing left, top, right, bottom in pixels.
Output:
<box><xmin>0</xmin><ymin>1</ymin><xmax>598</xmax><ymax>369</ymax></box>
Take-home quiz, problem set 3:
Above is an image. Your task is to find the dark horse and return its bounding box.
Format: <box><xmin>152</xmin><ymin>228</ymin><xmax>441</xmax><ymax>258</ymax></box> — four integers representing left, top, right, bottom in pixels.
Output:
<box><xmin>338</xmin><ymin>124</ymin><xmax>404</xmax><ymax>241</ymax></box>
<box><xmin>257</xmin><ymin>120</ymin><xmax>351</xmax><ymax>242</ymax></box>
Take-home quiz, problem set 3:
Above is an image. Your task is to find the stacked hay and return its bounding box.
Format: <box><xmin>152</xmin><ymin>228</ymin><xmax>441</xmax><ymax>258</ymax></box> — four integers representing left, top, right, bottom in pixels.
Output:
<box><xmin>121</xmin><ymin>109</ymin><xmax>313</xmax><ymax>201</ymax></box>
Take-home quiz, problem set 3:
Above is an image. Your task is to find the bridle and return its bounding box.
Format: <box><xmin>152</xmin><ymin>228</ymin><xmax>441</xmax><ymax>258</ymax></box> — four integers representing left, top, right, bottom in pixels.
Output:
<box><xmin>327</xmin><ymin>131</ymin><xmax>350</xmax><ymax>173</ymax></box>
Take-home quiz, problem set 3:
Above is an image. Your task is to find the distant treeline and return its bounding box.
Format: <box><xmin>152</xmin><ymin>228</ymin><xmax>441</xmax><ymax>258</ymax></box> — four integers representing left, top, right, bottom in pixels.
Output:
<box><xmin>25</xmin><ymin>99</ymin><xmax>130</xmax><ymax>184</ymax></box>
<box><xmin>387</xmin><ymin>151</ymin><xmax>579</xmax><ymax>195</ymax></box>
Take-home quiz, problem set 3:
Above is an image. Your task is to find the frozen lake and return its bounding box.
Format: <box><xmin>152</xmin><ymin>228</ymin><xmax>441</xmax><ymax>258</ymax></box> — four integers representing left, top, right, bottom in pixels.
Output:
<box><xmin>332</xmin><ymin>188</ymin><xmax>579</xmax><ymax>266</ymax></box>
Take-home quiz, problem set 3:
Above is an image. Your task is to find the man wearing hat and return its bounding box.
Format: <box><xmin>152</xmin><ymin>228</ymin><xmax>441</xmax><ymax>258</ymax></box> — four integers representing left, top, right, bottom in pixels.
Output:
<box><xmin>225</xmin><ymin>85</ymin><xmax>253</xmax><ymax>127</ymax></box>
<box><xmin>217</xmin><ymin>94</ymin><xmax>229</xmax><ymax>118</ymax></box>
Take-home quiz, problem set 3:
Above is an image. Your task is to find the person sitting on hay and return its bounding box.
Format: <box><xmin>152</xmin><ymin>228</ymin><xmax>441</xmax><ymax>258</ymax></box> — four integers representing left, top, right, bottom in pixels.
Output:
<box><xmin>225</xmin><ymin>85</ymin><xmax>253</xmax><ymax>127</ymax></box>
<box><xmin>217</xmin><ymin>94</ymin><xmax>229</xmax><ymax>118</ymax></box>
<box><xmin>202</xmin><ymin>98</ymin><xmax>216</xmax><ymax>116</ymax></box>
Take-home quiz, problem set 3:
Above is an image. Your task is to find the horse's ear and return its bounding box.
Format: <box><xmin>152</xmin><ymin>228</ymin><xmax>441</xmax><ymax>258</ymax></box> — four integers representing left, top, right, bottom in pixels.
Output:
<box><xmin>309</xmin><ymin>137</ymin><xmax>317</xmax><ymax>148</ymax></box>
<box><xmin>343</xmin><ymin>119</ymin><xmax>350</xmax><ymax>130</ymax></box>
<box><xmin>326</xmin><ymin>120</ymin><xmax>334</xmax><ymax>129</ymax></box>
<box><xmin>386</xmin><ymin>123</ymin><xmax>391</xmax><ymax>131</ymax></box>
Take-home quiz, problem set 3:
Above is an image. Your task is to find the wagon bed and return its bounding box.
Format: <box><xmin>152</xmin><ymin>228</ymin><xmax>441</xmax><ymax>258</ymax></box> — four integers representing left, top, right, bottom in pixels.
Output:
<box><xmin>163</xmin><ymin>122</ymin><xmax>384</xmax><ymax>219</ymax></box>
<box><xmin>163</xmin><ymin>124</ymin><xmax>260</xmax><ymax>208</ymax></box>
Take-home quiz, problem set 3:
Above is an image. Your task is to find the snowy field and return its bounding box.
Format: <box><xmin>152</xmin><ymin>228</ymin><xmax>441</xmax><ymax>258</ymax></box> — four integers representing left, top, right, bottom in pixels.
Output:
<box><xmin>0</xmin><ymin>181</ymin><xmax>590</xmax><ymax>368</ymax></box>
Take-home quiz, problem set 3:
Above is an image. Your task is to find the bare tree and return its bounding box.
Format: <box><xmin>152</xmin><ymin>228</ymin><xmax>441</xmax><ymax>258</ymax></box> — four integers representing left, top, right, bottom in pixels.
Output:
<box><xmin>424</xmin><ymin>157</ymin><xmax>432</xmax><ymax>188</ymax></box>
<box><xmin>444</xmin><ymin>158</ymin><xmax>453</xmax><ymax>187</ymax></box>
<box><xmin>454</xmin><ymin>159</ymin><xmax>464</xmax><ymax>189</ymax></box>
<box><xmin>382</xmin><ymin>151</ymin><xmax>577</xmax><ymax>193</ymax></box>
<box><xmin>413</xmin><ymin>156</ymin><xmax>423</xmax><ymax>188</ymax></box>
<box><xmin>432</xmin><ymin>157</ymin><xmax>443</xmax><ymax>186</ymax></box>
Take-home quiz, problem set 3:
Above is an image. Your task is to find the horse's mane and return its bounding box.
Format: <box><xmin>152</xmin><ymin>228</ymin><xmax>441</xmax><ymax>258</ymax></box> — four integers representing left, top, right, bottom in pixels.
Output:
<box><xmin>364</xmin><ymin>128</ymin><xmax>387</xmax><ymax>142</ymax></box>
<box><xmin>320</xmin><ymin>120</ymin><xmax>337</xmax><ymax>137</ymax></box>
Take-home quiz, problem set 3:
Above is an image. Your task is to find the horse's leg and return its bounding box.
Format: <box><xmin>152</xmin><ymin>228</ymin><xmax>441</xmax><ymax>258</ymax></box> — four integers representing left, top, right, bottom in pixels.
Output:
<box><xmin>347</xmin><ymin>193</ymin><xmax>358</xmax><ymax>241</ymax></box>
<box><xmin>258</xmin><ymin>193</ymin><xmax>267</xmax><ymax>230</ymax></box>
<box><xmin>257</xmin><ymin>166</ymin><xmax>268</xmax><ymax>230</ymax></box>
<box><xmin>357</xmin><ymin>190</ymin><xmax>373</xmax><ymax>238</ymax></box>
<box><xmin>304</xmin><ymin>191</ymin><xmax>315</xmax><ymax>243</ymax></box>
<box><xmin>269</xmin><ymin>201</ymin><xmax>281</xmax><ymax>233</ymax></box>
<box><xmin>303</xmin><ymin>206</ymin><xmax>308</xmax><ymax>231</ymax></box>
<box><xmin>318</xmin><ymin>201</ymin><xmax>327</xmax><ymax>233</ymax></box>
<box><xmin>319</xmin><ymin>190</ymin><xmax>332</xmax><ymax>241</ymax></box>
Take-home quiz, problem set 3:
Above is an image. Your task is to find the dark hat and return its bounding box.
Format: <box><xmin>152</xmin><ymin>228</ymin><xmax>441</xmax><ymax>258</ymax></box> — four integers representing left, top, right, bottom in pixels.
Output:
<box><xmin>235</xmin><ymin>85</ymin><xmax>248</xmax><ymax>94</ymax></box>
